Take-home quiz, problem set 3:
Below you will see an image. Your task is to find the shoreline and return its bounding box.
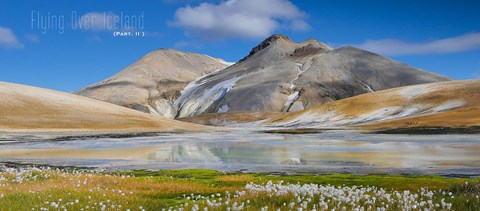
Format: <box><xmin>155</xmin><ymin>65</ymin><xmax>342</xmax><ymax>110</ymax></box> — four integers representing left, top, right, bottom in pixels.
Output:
<box><xmin>2</xmin><ymin>160</ymin><xmax>479</xmax><ymax>178</ymax></box>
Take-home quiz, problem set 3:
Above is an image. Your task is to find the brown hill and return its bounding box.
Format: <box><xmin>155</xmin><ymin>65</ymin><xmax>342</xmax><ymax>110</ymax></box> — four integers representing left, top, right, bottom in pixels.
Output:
<box><xmin>0</xmin><ymin>82</ymin><xmax>204</xmax><ymax>133</ymax></box>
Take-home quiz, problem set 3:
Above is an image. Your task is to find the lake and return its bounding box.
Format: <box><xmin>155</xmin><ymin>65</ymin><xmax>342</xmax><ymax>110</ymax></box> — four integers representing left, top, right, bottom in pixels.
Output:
<box><xmin>0</xmin><ymin>130</ymin><xmax>479</xmax><ymax>176</ymax></box>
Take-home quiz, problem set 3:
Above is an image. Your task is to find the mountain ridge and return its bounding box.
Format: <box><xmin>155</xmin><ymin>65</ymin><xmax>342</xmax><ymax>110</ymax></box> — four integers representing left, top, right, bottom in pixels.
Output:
<box><xmin>75</xmin><ymin>34</ymin><xmax>451</xmax><ymax>119</ymax></box>
<box><xmin>172</xmin><ymin>34</ymin><xmax>451</xmax><ymax>118</ymax></box>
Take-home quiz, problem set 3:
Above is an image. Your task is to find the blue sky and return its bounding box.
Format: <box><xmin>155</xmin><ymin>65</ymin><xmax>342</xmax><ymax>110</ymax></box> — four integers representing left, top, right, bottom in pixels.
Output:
<box><xmin>1</xmin><ymin>0</ymin><xmax>479</xmax><ymax>92</ymax></box>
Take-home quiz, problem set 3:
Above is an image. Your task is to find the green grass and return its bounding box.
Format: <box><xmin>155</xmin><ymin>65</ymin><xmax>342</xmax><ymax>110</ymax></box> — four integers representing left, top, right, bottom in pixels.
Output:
<box><xmin>122</xmin><ymin>169</ymin><xmax>471</xmax><ymax>191</ymax></box>
<box><xmin>0</xmin><ymin>168</ymin><xmax>479</xmax><ymax>210</ymax></box>
<box><xmin>127</xmin><ymin>169</ymin><xmax>226</xmax><ymax>179</ymax></box>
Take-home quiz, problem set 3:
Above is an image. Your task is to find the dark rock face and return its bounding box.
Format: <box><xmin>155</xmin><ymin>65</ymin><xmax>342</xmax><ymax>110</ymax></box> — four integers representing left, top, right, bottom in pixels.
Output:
<box><xmin>239</xmin><ymin>34</ymin><xmax>290</xmax><ymax>63</ymax></box>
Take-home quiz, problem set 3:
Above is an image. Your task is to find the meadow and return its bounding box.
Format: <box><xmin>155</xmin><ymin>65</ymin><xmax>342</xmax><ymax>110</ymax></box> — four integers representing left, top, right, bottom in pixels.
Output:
<box><xmin>0</xmin><ymin>165</ymin><xmax>479</xmax><ymax>210</ymax></box>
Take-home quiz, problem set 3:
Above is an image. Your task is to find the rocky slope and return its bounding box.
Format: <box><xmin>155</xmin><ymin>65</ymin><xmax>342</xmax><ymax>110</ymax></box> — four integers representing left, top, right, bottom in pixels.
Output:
<box><xmin>264</xmin><ymin>80</ymin><xmax>480</xmax><ymax>128</ymax></box>
<box><xmin>174</xmin><ymin>35</ymin><xmax>451</xmax><ymax>118</ymax></box>
<box><xmin>75</xmin><ymin>49</ymin><xmax>230</xmax><ymax>118</ymax></box>
<box><xmin>0</xmin><ymin>82</ymin><xmax>203</xmax><ymax>133</ymax></box>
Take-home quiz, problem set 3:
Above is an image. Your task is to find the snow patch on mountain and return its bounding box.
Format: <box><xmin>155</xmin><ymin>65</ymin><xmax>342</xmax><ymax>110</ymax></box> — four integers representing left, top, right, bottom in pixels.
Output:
<box><xmin>203</xmin><ymin>54</ymin><xmax>235</xmax><ymax>66</ymax></box>
<box><xmin>398</xmin><ymin>85</ymin><xmax>433</xmax><ymax>99</ymax></box>
<box><xmin>175</xmin><ymin>76</ymin><xmax>244</xmax><ymax>118</ymax></box>
<box><xmin>268</xmin><ymin>100</ymin><xmax>466</xmax><ymax>128</ymax></box>
<box><xmin>284</xmin><ymin>91</ymin><xmax>300</xmax><ymax>111</ymax></box>
<box><xmin>283</xmin><ymin>61</ymin><xmax>313</xmax><ymax>111</ymax></box>
<box><xmin>218</xmin><ymin>104</ymin><xmax>230</xmax><ymax>113</ymax></box>
<box><xmin>364</xmin><ymin>84</ymin><xmax>375</xmax><ymax>92</ymax></box>
<box><xmin>432</xmin><ymin>100</ymin><xmax>464</xmax><ymax>112</ymax></box>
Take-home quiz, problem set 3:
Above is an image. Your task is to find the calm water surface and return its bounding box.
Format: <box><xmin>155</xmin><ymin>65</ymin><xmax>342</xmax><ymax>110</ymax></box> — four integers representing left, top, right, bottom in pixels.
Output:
<box><xmin>0</xmin><ymin>130</ymin><xmax>479</xmax><ymax>175</ymax></box>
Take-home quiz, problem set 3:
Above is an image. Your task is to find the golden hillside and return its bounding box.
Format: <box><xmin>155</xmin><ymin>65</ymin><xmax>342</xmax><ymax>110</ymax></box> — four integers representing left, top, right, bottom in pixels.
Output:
<box><xmin>264</xmin><ymin>80</ymin><xmax>480</xmax><ymax>128</ymax></box>
<box><xmin>0</xmin><ymin>82</ymin><xmax>204</xmax><ymax>133</ymax></box>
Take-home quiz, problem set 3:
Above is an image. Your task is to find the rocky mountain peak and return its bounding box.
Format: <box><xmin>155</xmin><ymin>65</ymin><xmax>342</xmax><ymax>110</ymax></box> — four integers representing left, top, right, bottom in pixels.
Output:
<box><xmin>239</xmin><ymin>34</ymin><xmax>292</xmax><ymax>62</ymax></box>
<box><xmin>301</xmin><ymin>38</ymin><xmax>333</xmax><ymax>50</ymax></box>
<box><xmin>76</xmin><ymin>34</ymin><xmax>452</xmax><ymax>120</ymax></box>
<box><xmin>293</xmin><ymin>38</ymin><xmax>333</xmax><ymax>57</ymax></box>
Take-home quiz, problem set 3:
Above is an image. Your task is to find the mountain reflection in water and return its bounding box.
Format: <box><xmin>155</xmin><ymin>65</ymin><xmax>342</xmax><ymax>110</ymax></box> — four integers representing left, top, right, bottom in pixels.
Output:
<box><xmin>0</xmin><ymin>131</ymin><xmax>478</xmax><ymax>175</ymax></box>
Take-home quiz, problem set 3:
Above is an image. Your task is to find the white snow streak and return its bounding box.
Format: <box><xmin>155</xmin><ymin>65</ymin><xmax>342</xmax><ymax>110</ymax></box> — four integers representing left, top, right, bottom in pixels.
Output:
<box><xmin>283</xmin><ymin>61</ymin><xmax>312</xmax><ymax>110</ymax></box>
<box><xmin>203</xmin><ymin>54</ymin><xmax>235</xmax><ymax>66</ymax></box>
<box><xmin>175</xmin><ymin>76</ymin><xmax>244</xmax><ymax>118</ymax></box>
<box><xmin>284</xmin><ymin>91</ymin><xmax>299</xmax><ymax>109</ymax></box>
<box><xmin>364</xmin><ymin>84</ymin><xmax>374</xmax><ymax>92</ymax></box>
<box><xmin>218</xmin><ymin>104</ymin><xmax>230</xmax><ymax>113</ymax></box>
<box><xmin>220</xmin><ymin>61</ymin><xmax>236</xmax><ymax>66</ymax></box>
<box><xmin>432</xmin><ymin>100</ymin><xmax>464</xmax><ymax>112</ymax></box>
<box><xmin>269</xmin><ymin>100</ymin><xmax>465</xmax><ymax>128</ymax></box>
<box><xmin>398</xmin><ymin>85</ymin><xmax>432</xmax><ymax>99</ymax></box>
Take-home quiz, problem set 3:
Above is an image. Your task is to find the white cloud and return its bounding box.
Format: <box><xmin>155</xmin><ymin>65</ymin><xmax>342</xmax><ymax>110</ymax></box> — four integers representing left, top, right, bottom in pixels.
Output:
<box><xmin>24</xmin><ymin>34</ymin><xmax>39</xmax><ymax>42</ymax></box>
<box><xmin>171</xmin><ymin>0</ymin><xmax>309</xmax><ymax>40</ymax></box>
<box><xmin>353</xmin><ymin>32</ymin><xmax>480</xmax><ymax>56</ymax></box>
<box><xmin>0</xmin><ymin>26</ymin><xmax>24</xmax><ymax>49</ymax></box>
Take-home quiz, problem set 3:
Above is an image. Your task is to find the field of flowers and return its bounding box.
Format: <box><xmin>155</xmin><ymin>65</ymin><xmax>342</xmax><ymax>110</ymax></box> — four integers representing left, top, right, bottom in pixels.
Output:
<box><xmin>0</xmin><ymin>164</ymin><xmax>479</xmax><ymax>210</ymax></box>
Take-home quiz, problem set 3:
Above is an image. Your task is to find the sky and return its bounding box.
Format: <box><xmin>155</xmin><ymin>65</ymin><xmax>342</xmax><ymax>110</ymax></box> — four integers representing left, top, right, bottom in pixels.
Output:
<box><xmin>0</xmin><ymin>0</ymin><xmax>479</xmax><ymax>92</ymax></box>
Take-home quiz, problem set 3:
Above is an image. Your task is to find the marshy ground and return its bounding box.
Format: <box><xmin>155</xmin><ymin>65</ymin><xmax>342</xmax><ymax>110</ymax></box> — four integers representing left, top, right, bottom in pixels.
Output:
<box><xmin>0</xmin><ymin>165</ymin><xmax>479</xmax><ymax>210</ymax></box>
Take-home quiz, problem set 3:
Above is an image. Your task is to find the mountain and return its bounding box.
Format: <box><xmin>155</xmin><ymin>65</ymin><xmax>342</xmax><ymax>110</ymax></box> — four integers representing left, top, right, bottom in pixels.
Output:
<box><xmin>75</xmin><ymin>34</ymin><xmax>451</xmax><ymax>119</ymax></box>
<box><xmin>74</xmin><ymin>49</ymin><xmax>230</xmax><ymax>118</ymax></box>
<box><xmin>174</xmin><ymin>34</ymin><xmax>451</xmax><ymax>118</ymax></box>
<box><xmin>0</xmin><ymin>82</ymin><xmax>203</xmax><ymax>133</ymax></box>
<box><xmin>264</xmin><ymin>80</ymin><xmax>480</xmax><ymax>129</ymax></box>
